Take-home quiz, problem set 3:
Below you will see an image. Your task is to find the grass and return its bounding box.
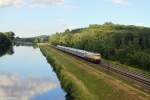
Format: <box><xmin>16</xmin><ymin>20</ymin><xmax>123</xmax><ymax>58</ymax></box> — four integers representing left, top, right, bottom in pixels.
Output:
<box><xmin>102</xmin><ymin>59</ymin><xmax>150</xmax><ymax>77</ymax></box>
<box><xmin>40</xmin><ymin>45</ymin><xmax>150</xmax><ymax>100</ymax></box>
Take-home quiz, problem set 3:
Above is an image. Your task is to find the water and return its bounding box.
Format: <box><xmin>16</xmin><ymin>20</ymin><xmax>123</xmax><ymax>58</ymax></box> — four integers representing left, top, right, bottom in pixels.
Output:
<box><xmin>0</xmin><ymin>46</ymin><xmax>66</xmax><ymax>100</ymax></box>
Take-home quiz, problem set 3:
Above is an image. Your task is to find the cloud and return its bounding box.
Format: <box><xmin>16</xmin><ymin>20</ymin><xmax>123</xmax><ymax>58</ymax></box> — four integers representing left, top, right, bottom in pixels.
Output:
<box><xmin>112</xmin><ymin>0</ymin><xmax>128</xmax><ymax>5</ymax></box>
<box><xmin>0</xmin><ymin>0</ymin><xmax>65</xmax><ymax>8</ymax></box>
<box><xmin>62</xmin><ymin>3</ymin><xmax>79</xmax><ymax>9</ymax></box>
<box><xmin>0</xmin><ymin>74</ymin><xmax>59</xmax><ymax>99</ymax></box>
<box><xmin>0</xmin><ymin>0</ymin><xmax>22</xmax><ymax>7</ymax></box>
<box><xmin>29</xmin><ymin>0</ymin><xmax>64</xmax><ymax>7</ymax></box>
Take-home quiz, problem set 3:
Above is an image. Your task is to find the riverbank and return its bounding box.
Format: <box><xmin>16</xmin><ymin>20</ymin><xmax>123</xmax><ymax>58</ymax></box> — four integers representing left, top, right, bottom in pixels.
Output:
<box><xmin>40</xmin><ymin>45</ymin><xmax>150</xmax><ymax>100</ymax></box>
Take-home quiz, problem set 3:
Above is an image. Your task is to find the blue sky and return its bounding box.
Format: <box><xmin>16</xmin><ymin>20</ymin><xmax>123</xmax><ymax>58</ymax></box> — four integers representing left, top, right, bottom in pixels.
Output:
<box><xmin>0</xmin><ymin>0</ymin><xmax>150</xmax><ymax>37</ymax></box>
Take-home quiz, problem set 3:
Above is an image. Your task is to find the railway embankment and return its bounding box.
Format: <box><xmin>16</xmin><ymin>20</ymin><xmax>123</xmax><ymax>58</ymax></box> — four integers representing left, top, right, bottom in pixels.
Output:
<box><xmin>40</xmin><ymin>45</ymin><xmax>150</xmax><ymax>100</ymax></box>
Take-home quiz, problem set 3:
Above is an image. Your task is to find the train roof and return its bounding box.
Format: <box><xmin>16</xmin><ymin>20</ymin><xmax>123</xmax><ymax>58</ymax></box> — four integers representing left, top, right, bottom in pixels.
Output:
<box><xmin>57</xmin><ymin>45</ymin><xmax>101</xmax><ymax>56</ymax></box>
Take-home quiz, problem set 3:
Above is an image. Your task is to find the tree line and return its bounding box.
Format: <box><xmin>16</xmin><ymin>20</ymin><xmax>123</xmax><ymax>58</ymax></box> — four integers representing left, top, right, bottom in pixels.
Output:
<box><xmin>0</xmin><ymin>32</ymin><xmax>15</xmax><ymax>47</ymax></box>
<box><xmin>49</xmin><ymin>22</ymin><xmax>150</xmax><ymax>71</ymax></box>
<box><xmin>0</xmin><ymin>32</ymin><xmax>15</xmax><ymax>56</ymax></box>
<box><xmin>15</xmin><ymin>35</ymin><xmax>49</xmax><ymax>44</ymax></box>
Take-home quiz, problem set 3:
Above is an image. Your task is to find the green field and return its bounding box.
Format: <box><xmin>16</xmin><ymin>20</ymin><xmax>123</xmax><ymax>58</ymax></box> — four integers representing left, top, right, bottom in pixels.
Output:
<box><xmin>40</xmin><ymin>45</ymin><xmax>150</xmax><ymax>100</ymax></box>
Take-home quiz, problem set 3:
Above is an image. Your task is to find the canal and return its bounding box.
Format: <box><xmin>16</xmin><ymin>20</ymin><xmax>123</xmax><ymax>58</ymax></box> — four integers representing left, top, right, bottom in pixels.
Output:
<box><xmin>0</xmin><ymin>46</ymin><xmax>66</xmax><ymax>100</ymax></box>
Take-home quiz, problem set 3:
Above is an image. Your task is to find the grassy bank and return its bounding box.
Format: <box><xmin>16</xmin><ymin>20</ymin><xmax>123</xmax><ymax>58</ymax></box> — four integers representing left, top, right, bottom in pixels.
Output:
<box><xmin>40</xmin><ymin>45</ymin><xmax>150</xmax><ymax>100</ymax></box>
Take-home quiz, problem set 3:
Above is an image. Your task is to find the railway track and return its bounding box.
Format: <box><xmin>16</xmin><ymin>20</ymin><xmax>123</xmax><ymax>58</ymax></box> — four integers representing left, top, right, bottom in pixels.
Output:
<box><xmin>100</xmin><ymin>60</ymin><xmax>150</xmax><ymax>89</ymax></box>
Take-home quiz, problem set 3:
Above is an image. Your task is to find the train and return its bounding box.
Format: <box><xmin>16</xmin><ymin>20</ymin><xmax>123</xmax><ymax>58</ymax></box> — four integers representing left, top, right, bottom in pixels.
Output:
<box><xmin>56</xmin><ymin>45</ymin><xmax>101</xmax><ymax>64</ymax></box>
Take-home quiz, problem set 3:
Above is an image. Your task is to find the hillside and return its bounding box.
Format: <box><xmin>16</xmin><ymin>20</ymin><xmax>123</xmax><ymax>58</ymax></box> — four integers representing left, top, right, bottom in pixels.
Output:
<box><xmin>49</xmin><ymin>23</ymin><xmax>150</xmax><ymax>71</ymax></box>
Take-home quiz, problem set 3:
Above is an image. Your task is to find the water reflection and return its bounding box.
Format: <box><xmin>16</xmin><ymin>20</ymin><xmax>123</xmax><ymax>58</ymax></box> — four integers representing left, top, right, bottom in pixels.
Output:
<box><xmin>0</xmin><ymin>74</ymin><xmax>58</xmax><ymax>100</ymax></box>
<box><xmin>14</xmin><ymin>42</ymin><xmax>34</xmax><ymax>47</ymax></box>
<box><xmin>0</xmin><ymin>46</ymin><xmax>14</xmax><ymax>57</ymax></box>
<box><xmin>14</xmin><ymin>42</ymin><xmax>38</xmax><ymax>49</ymax></box>
<box><xmin>0</xmin><ymin>46</ymin><xmax>66</xmax><ymax>100</ymax></box>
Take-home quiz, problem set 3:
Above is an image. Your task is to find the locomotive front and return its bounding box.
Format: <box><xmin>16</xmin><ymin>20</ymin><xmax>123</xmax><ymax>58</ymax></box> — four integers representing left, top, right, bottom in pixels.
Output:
<box><xmin>85</xmin><ymin>52</ymin><xmax>101</xmax><ymax>64</ymax></box>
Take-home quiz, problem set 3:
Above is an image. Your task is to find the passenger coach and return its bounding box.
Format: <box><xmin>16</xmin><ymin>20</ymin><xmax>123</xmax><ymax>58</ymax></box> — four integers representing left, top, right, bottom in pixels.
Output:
<box><xmin>56</xmin><ymin>45</ymin><xmax>101</xmax><ymax>64</ymax></box>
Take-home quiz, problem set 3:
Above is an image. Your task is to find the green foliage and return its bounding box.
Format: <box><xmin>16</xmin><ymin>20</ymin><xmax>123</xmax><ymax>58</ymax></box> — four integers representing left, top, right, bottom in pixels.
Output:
<box><xmin>49</xmin><ymin>23</ymin><xmax>150</xmax><ymax>71</ymax></box>
<box><xmin>0</xmin><ymin>32</ymin><xmax>14</xmax><ymax>57</ymax></box>
<box><xmin>0</xmin><ymin>32</ymin><xmax>11</xmax><ymax>47</ymax></box>
<box><xmin>4</xmin><ymin>32</ymin><xmax>15</xmax><ymax>40</ymax></box>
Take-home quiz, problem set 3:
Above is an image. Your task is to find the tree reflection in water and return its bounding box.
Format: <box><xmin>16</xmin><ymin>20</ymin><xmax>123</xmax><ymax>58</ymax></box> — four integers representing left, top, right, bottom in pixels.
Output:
<box><xmin>0</xmin><ymin>45</ymin><xmax>14</xmax><ymax>57</ymax></box>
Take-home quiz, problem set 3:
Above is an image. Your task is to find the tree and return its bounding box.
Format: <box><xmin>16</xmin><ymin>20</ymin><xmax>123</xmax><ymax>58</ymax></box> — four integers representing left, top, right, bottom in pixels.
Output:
<box><xmin>4</xmin><ymin>32</ymin><xmax>15</xmax><ymax>40</ymax></box>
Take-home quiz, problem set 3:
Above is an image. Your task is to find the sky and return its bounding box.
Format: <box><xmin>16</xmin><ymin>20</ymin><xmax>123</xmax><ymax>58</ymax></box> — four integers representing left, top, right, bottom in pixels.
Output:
<box><xmin>0</xmin><ymin>0</ymin><xmax>150</xmax><ymax>37</ymax></box>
